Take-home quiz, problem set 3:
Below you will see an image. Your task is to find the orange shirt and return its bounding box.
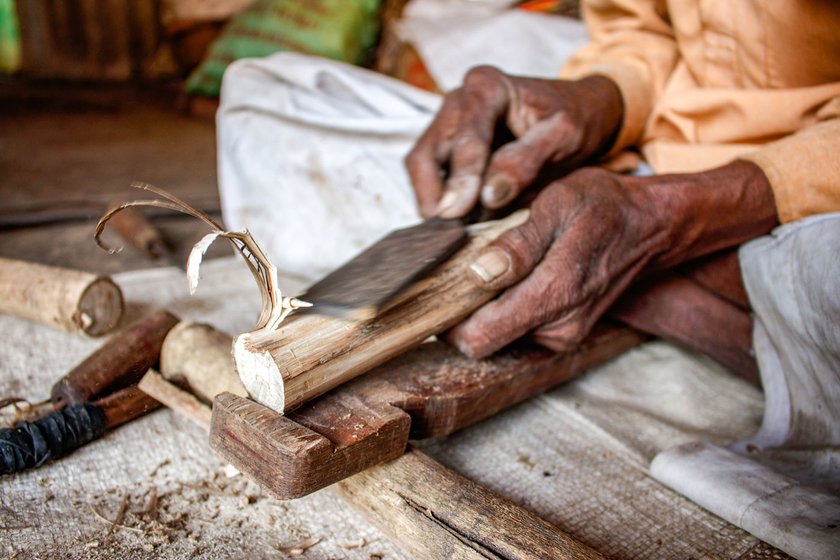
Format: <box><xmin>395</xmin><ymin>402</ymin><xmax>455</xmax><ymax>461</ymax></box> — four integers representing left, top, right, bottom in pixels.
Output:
<box><xmin>561</xmin><ymin>0</ymin><xmax>840</xmax><ymax>223</ymax></box>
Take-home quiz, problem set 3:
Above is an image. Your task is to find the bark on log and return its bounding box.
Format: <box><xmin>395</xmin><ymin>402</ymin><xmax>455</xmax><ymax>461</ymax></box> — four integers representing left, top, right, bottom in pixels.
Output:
<box><xmin>234</xmin><ymin>211</ymin><xmax>529</xmax><ymax>414</ymax></box>
<box><xmin>160</xmin><ymin>321</ymin><xmax>247</xmax><ymax>405</ymax></box>
<box><xmin>0</xmin><ymin>256</ymin><xmax>123</xmax><ymax>336</ymax></box>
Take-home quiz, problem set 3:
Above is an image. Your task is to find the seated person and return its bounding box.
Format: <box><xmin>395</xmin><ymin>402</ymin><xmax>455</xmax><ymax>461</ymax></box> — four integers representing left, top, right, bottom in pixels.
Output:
<box><xmin>403</xmin><ymin>1</ymin><xmax>840</xmax><ymax>394</ymax></box>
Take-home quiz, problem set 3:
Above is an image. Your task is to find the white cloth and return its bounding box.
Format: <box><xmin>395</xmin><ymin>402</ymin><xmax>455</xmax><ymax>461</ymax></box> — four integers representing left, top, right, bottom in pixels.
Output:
<box><xmin>218</xmin><ymin>53</ymin><xmax>438</xmax><ymax>281</ymax></box>
<box><xmin>397</xmin><ymin>6</ymin><xmax>589</xmax><ymax>91</ymax></box>
<box><xmin>652</xmin><ymin>213</ymin><xmax>840</xmax><ymax>560</ymax></box>
<box><xmin>217</xmin><ymin>11</ymin><xmax>590</xmax><ymax>281</ymax></box>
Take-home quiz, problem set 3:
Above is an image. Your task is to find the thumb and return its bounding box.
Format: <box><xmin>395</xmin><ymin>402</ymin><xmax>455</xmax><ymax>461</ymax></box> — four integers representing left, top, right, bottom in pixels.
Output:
<box><xmin>468</xmin><ymin>216</ymin><xmax>551</xmax><ymax>291</ymax></box>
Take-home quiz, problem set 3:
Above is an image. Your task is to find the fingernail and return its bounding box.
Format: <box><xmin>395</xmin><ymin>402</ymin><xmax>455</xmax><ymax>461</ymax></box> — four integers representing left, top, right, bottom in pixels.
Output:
<box><xmin>436</xmin><ymin>190</ymin><xmax>460</xmax><ymax>217</ymax></box>
<box><xmin>469</xmin><ymin>248</ymin><xmax>510</xmax><ymax>283</ymax></box>
<box><xmin>480</xmin><ymin>178</ymin><xmax>512</xmax><ymax>207</ymax></box>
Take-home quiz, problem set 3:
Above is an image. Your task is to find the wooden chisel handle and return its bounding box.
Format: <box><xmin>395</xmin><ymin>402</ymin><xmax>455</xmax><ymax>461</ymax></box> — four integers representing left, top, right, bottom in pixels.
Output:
<box><xmin>51</xmin><ymin>310</ymin><xmax>180</xmax><ymax>407</ymax></box>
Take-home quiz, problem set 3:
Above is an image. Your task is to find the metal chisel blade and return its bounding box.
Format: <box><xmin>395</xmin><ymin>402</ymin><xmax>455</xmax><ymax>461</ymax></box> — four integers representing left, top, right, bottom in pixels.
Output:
<box><xmin>302</xmin><ymin>219</ymin><xmax>468</xmax><ymax>321</ymax></box>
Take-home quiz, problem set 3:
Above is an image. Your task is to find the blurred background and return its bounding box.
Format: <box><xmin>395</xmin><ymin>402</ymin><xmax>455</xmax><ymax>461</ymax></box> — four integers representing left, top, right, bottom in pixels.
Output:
<box><xmin>0</xmin><ymin>0</ymin><xmax>580</xmax><ymax>274</ymax></box>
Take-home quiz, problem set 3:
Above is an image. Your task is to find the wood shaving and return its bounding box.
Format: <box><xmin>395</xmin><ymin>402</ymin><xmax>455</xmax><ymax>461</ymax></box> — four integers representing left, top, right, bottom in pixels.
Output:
<box><xmin>340</xmin><ymin>538</ymin><xmax>367</xmax><ymax>549</ymax></box>
<box><xmin>88</xmin><ymin>503</ymin><xmax>144</xmax><ymax>534</ymax></box>
<box><xmin>0</xmin><ymin>397</ymin><xmax>54</xmax><ymax>428</ymax></box>
<box><xmin>278</xmin><ymin>536</ymin><xmax>321</xmax><ymax>555</ymax></box>
<box><xmin>95</xmin><ymin>182</ymin><xmax>310</xmax><ymax>331</ymax></box>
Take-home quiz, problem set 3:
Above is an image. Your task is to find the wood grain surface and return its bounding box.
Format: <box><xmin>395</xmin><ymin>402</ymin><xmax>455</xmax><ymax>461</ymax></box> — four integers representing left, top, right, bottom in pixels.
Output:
<box><xmin>338</xmin><ymin>448</ymin><xmax>606</xmax><ymax>560</ymax></box>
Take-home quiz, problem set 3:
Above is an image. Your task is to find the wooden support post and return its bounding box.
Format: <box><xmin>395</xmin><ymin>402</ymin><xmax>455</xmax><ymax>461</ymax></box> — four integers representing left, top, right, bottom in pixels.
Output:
<box><xmin>212</xmin><ymin>325</ymin><xmax>643</xmax><ymax>499</ymax></box>
<box><xmin>234</xmin><ymin>211</ymin><xmax>530</xmax><ymax>414</ymax></box>
<box><xmin>0</xmin><ymin>257</ymin><xmax>123</xmax><ymax>336</ymax></box>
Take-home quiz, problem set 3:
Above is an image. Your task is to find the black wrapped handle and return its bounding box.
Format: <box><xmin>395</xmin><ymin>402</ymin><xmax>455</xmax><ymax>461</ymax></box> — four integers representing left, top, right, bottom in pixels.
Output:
<box><xmin>0</xmin><ymin>403</ymin><xmax>106</xmax><ymax>474</ymax></box>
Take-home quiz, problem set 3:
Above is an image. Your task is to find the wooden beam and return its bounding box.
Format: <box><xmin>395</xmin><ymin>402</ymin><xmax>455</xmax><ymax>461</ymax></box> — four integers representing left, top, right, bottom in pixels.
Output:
<box><xmin>337</xmin><ymin>448</ymin><xmax>606</xmax><ymax>560</ymax></box>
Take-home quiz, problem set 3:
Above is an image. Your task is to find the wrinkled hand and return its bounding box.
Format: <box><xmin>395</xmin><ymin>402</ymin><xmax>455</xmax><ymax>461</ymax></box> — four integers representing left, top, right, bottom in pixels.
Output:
<box><xmin>449</xmin><ymin>167</ymin><xmax>666</xmax><ymax>357</ymax></box>
<box><xmin>449</xmin><ymin>161</ymin><xmax>778</xmax><ymax>358</ymax></box>
<box><xmin>406</xmin><ymin>66</ymin><xmax>623</xmax><ymax>219</ymax></box>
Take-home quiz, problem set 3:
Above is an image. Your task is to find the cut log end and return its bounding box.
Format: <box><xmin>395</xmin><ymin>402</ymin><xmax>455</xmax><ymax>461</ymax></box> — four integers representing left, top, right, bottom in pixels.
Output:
<box><xmin>233</xmin><ymin>333</ymin><xmax>285</xmax><ymax>414</ymax></box>
<box><xmin>76</xmin><ymin>277</ymin><xmax>124</xmax><ymax>336</ymax></box>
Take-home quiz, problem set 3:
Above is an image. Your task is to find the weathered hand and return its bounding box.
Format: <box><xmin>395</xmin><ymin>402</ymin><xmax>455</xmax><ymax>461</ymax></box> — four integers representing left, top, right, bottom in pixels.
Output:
<box><xmin>449</xmin><ymin>161</ymin><xmax>778</xmax><ymax>358</ymax></box>
<box><xmin>405</xmin><ymin>66</ymin><xmax>623</xmax><ymax>219</ymax></box>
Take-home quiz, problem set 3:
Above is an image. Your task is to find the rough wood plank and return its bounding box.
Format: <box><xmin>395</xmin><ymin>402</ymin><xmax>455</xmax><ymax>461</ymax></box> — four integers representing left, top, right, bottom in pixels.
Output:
<box><xmin>337</xmin><ymin>448</ymin><xmax>606</xmax><ymax>560</ymax></box>
<box><xmin>233</xmin><ymin>211</ymin><xmax>530</xmax><ymax>414</ymax></box>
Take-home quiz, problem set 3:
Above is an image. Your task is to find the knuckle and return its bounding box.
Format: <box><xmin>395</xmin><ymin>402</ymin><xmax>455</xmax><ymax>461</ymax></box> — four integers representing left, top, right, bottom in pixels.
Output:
<box><xmin>463</xmin><ymin>65</ymin><xmax>502</xmax><ymax>87</ymax></box>
<box><xmin>497</xmin><ymin>224</ymin><xmax>544</xmax><ymax>272</ymax></box>
<box><xmin>537</xmin><ymin>317</ymin><xmax>588</xmax><ymax>349</ymax></box>
<box><xmin>404</xmin><ymin>147</ymin><xmax>421</xmax><ymax>168</ymax></box>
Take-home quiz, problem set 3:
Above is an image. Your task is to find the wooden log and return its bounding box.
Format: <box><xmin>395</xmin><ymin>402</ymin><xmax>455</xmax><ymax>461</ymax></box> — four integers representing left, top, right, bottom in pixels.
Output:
<box><xmin>160</xmin><ymin>321</ymin><xmax>247</xmax><ymax>405</ymax></box>
<box><xmin>0</xmin><ymin>256</ymin><xmax>123</xmax><ymax>336</ymax></box>
<box><xmin>50</xmin><ymin>310</ymin><xmax>180</xmax><ymax>406</ymax></box>
<box><xmin>234</xmin><ymin>210</ymin><xmax>530</xmax><ymax>414</ymax></box>
<box><xmin>337</xmin><ymin>448</ymin><xmax>606</xmax><ymax>560</ymax></box>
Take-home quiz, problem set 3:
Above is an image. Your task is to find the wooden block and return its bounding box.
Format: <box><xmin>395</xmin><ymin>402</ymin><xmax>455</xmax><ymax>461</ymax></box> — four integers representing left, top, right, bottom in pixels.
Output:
<box><xmin>233</xmin><ymin>211</ymin><xmax>530</xmax><ymax>414</ymax></box>
<box><xmin>211</xmin><ymin>392</ymin><xmax>411</xmax><ymax>499</ymax></box>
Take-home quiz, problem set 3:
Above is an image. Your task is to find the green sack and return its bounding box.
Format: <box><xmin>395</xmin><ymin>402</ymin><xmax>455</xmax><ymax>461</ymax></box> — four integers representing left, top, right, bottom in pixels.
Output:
<box><xmin>0</xmin><ymin>0</ymin><xmax>20</xmax><ymax>74</ymax></box>
<box><xmin>186</xmin><ymin>0</ymin><xmax>381</xmax><ymax>97</ymax></box>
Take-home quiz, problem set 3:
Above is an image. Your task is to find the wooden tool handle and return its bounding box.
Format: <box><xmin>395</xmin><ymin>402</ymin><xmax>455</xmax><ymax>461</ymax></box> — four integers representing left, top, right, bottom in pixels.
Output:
<box><xmin>51</xmin><ymin>309</ymin><xmax>180</xmax><ymax>407</ymax></box>
<box><xmin>234</xmin><ymin>210</ymin><xmax>530</xmax><ymax>414</ymax></box>
<box><xmin>0</xmin><ymin>257</ymin><xmax>123</xmax><ymax>336</ymax></box>
<box><xmin>106</xmin><ymin>204</ymin><xmax>169</xmax><ymax>259</ymax></box>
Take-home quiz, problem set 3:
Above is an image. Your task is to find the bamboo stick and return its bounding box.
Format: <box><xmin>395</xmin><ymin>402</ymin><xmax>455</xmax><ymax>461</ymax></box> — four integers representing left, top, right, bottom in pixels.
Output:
<box><xmin>233</xmin><ymin>211</ymin><xmax>529</xmax><ymax>414</ymax></box>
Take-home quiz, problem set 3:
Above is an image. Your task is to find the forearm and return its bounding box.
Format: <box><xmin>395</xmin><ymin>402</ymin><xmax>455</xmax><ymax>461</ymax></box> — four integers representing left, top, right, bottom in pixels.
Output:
<box><xmin>633</xmin><ymin>160</ymin><xmax>779</xmax><ymax>269</ymax></box>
